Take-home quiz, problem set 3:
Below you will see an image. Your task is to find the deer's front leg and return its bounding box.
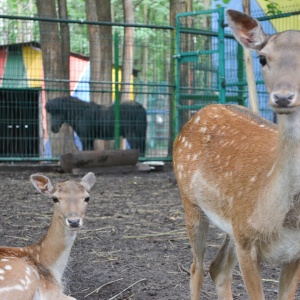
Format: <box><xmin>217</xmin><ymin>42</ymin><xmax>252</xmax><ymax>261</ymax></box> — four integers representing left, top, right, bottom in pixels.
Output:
<box><xmin>278</xmin><ymin>260</ymin><xmax>300</xmax><ymax>300</ymax></box>
<box><xmin>235</xmin><ymin>243</ymin><xmax>265</xmax><ymax>300</ymax></box>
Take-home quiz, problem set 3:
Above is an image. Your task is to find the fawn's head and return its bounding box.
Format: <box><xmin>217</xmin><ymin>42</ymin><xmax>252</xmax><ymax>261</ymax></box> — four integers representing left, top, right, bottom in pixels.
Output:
<box><xmin>30</xmin><ymin>172</ymin><xmax>96</xmax><ymax>229</ymax></box>
<box><xmin>227</xmin><ymin>10</ymin><xmax>300</xmax><ymax>115</ymax></box>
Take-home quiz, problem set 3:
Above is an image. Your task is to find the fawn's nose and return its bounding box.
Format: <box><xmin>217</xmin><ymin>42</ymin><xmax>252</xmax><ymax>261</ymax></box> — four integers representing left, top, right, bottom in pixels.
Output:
<box><xmin>66</xmin><ymin>213</ymin><xmax>82</xmax><ymax>228</ymax></box>
<box><xmin>67</xmin><ymin>219</ymin><xmax>81</xmax><ymax>228</ymax></box>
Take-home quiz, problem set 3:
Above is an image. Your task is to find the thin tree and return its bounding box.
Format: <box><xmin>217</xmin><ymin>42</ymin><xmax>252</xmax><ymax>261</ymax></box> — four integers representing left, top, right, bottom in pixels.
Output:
<box><xmin>86</xmin><ymin>0</ymin><xmax>113</xmax><ymax>150</ymax></box>
<box><xmin>36</xmin><ymin>0</ymin><xmax>77</xmax><ymax>157</ymax></box>
<box><xmin>86</xmin><ymin>0</ymin><xmax>112</xmax><ymax>106</ymax></box>
<box><xmin>121</xmin><ymin>0</ymin><xmax>134</xmax><ymax>103</ymax></box>
<box><xmin>169</xmin><ymin>0</ymin><xmax>191</xmax><ymax>155</ymax></box>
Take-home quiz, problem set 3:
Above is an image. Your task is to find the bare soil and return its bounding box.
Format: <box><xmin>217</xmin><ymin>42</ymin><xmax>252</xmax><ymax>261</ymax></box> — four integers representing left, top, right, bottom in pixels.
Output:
<box><xmin>0</xmin><ymin>163</ymin><xmax>298</xmax><ymax>299</ymax></box>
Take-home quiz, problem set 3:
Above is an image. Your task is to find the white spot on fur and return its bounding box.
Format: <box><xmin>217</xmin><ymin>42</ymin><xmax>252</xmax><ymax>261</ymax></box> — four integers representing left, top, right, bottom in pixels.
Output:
<box><xmin>1</xmin><ymin>259</ymin><xmax>8</xmax><ymax>262</ymax></box>
<box><xmin>267</xmin><ymin>164</ymin><xmax>276</xmax><ymax>177</ymax></box>
<box><xmin>250</xmin><ymin>176</ymin><xmax>256</xmax><ymax>182</ymax></box>
<box><xmin>192</xmin><ymin>154</ymin><xmax>198</xmax><ymax>161</ymax></box>
<box><xmin>0</xmin><ymin>285</ymin><xmax>24</xmax><ymax>293</ymax></box>
<box><xmin>25</xmin><ymin>266</ymin><xmax>31</xmax><ymax>276</ymax></box>
<box><xmin>0</xmin><ymin>269</ymin><xmax>4</xmax><ymax>274</ymax></box>
<box><xmin>200</xmin><ymin>127</ymin><xmax>207</xmax><ymax>133</ymax></box>
<box><xmin>0</xmin><ymin>276</ymin><xmax>4</xmax><ymax>280</ymax></box>
<box><xmin>4</xmin><ymin>265</ymin><xmax>12</xmax><ymax>271</ymax></box>
<box><xmin>194</xmin><ymin>116</ymin><xmax>201</xmax><ymax>123</ymax></box>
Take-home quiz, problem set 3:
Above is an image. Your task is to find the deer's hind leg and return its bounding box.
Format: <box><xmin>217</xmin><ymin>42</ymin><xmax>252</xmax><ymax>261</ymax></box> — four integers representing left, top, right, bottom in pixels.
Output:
<box><xmin>209</xmin><ymin>234</ymin><xmax>237</xmax><ymax>300</ymax></box>
<box><xmin>183</xmin><ymin>198</ymin><xmax>209</xmax><ymax>300</ymax></box>
<box><xmin>278</xmin><ymin>260</ymin><xmax>300</xmax><ymax>300</ymax></box>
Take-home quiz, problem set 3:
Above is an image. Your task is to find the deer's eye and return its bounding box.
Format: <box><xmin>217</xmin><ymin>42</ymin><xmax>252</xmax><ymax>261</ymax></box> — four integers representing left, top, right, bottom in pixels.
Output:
<box><xmin>258</xmin><ymin>55</ymin><xmax>267</xmax><ymax>66</ymax></box>
<box><xmin>84</xmin><ymin>197</ymin><xmax>90</xmax><ymax>203</ymax></box>
<box><xmin>52</xmin><ymin>197</ymin><xmax>59</xmax><ymax>203</ymax></box>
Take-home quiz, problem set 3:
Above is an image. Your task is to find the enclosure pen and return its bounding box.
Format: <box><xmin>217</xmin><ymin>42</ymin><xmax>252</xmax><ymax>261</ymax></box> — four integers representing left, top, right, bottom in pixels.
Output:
<box><xmin>0</xmin><ymin>7</ymin><xmax>300</xmax><ymax>162</ymax></box>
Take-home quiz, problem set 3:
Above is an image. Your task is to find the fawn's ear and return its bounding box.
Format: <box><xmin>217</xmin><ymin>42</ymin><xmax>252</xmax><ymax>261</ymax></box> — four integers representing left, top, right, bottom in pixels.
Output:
<box><xmin>80</xmin><ymin>172</ymin><xmax>96</xmax><ymax>192</ymax></box>
<box><xmin>30</xmin><ymin>174</ymin><xmax>54</xmax><ymax>195</ymax></box>
<box><xmin>226</xmin><ymin>9</ymin><xmax>268</xmax><ymax>51</ymax></box>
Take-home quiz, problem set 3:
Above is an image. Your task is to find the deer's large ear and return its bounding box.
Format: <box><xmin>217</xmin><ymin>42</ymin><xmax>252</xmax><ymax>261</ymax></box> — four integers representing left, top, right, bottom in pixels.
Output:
<box><xmin>30</xmin><ymin>174</ymin><xmax>54</xmax><ymax>195</ymax></box>
<box><xmin>81</xmin><ymin>172</ymin><xmax>96</xmax><ymax>192</ymax></box>
<box><xmin>226</xmin><ymin>10</ymin><xmax>268</xmax><ymax>51</ymax></box>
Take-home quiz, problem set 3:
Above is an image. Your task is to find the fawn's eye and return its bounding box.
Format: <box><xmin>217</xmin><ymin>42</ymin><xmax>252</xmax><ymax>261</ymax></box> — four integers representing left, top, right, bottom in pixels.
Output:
<box><xmin>84</xmin><ymin>197</ymin><xmax>90</xmax><ymax>203</ymax></box>
<box><xmin>52</xmin><ymin>197</ymin><xmax>59</xmax><ymax>203</ymax></box>
<box><xmin>258</xmin><ymin>55</ymin><xmax>267</xmax><ymax>66</ymax></box>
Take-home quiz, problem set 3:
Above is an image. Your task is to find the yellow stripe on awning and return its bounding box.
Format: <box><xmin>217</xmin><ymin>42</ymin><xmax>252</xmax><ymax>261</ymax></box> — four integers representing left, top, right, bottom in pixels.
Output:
<box><xmin>257</xmin><ymin>0</ymin><xmax>300</xmax><ymax>31</ymax></box>
<box><xmin>22</xmin><ymin>45</ymin><xmax>43</xmax><ymax>88</ymax></box>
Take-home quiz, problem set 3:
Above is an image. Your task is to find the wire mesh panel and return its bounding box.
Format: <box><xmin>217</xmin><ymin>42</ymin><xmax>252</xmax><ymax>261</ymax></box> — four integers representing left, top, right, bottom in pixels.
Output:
<box><xmin>175</xmin><ymin>5</ymin><xmax>300</xmax><ymax>136</ymax></box>
<box><xmin>0</xmin><ymin>15</ymin><xmax>174</xmax><ymax>161</ymax></box>
<box><xmin>175</xmin><ymin>8</ymin><xmax>228</xmax><ymax>132</ymax></box>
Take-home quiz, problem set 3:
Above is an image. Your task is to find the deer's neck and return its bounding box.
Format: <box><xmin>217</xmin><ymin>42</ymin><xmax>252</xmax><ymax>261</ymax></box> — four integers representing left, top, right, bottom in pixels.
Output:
<box><xmin>272</xmin><ymin>112</ymin><xmax>300</xmax><ymax>201</ymax></box>
<box><xmin>29</xmin><ymin>211</ymin><xmax>77</xmax><ymax>284</ymax></box>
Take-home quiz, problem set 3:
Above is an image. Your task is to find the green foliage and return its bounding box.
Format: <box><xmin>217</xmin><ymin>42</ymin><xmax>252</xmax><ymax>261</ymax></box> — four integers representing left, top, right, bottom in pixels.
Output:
<box><xmin>265</xmin><ymin>1</ymin><xmax>282</xmax><ymax>15</ymax></box>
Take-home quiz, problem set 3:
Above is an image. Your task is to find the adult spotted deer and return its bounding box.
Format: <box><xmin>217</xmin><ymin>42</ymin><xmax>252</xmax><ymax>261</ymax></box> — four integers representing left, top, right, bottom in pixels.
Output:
<box><xmin>0</xmin><ymin>172</ymin><xmax>96</xmax><ymax>300</ymax></box>
<box><xmin>173</xmin><ymin>9</ymin><xmax>300</xmax><ymax>300</ymax></box>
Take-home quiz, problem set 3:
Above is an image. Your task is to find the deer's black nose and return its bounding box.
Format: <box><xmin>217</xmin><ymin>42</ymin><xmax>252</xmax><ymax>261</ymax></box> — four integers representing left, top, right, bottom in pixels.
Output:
<box><xmin>67</xmin><ymin>218</ymin><xmax>81</xmax><ymax>228</ymax></box>
<box><xmin>273</xmin><ymin>93</ymin><xmax>295</xmax><ymax>107</ymax></box>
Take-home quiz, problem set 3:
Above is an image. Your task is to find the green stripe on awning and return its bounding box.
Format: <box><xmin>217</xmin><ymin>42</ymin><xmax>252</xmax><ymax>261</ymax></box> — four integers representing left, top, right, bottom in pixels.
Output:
<box><xmin>2</xmin><ymin>46</ymin><xmax>28</xmax><ymax>88</ymax></box>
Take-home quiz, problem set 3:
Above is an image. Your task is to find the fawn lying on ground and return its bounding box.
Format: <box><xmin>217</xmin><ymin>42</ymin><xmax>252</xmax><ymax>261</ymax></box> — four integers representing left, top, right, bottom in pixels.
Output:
<box><xmin>0</xmin><ymin>172</ymin><xmax>96</xmax><ymax>300</ymax></box>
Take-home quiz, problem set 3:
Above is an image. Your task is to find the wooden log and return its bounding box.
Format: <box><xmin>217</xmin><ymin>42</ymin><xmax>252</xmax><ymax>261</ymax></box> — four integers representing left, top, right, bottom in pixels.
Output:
<box><xmin>72</xmin><ymin>163</ymin><xmax>152</xmax><ymax>175</ymax></box>
<box><xmin>60</xmin><ymin>149</ymin><xmax>139</xmax><ymax>173</ymax></box>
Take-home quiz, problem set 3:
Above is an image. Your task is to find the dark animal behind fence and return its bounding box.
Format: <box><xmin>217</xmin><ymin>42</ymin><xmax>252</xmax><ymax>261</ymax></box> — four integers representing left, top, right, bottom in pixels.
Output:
<box><xmin>45</xmin><ymin>96</ymin><xmax>147</xmax><ymax>155</ymax></box>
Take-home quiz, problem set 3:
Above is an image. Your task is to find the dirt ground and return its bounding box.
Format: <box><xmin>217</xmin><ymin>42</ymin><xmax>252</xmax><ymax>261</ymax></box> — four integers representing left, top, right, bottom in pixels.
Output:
<box><xmin>0</xmin><ymin>163</ymin><xmax>299</xmax><ymax>300</ymax></box>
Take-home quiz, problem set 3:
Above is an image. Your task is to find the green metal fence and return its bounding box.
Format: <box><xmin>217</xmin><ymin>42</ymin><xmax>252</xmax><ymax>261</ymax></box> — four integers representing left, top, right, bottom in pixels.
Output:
<box><xmin>1</xmin><ymin>7</ymin><xmax>300</xmax><ymax>162</ymax></box>
<box><xmin>0</xmin><ymin>15</ymin><xmax>174</xmax><ymax>161</ymax></box>
<box><xmin>174</xmin><ymin>6</ymin><xmax>300</xmax><ymax>136</ymax></box>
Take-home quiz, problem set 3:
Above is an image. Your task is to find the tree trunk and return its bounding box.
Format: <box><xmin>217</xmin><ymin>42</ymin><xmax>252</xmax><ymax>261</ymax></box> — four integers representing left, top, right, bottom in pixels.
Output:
<box><xmin>86</xmin><ymin>0</ymin><xmax>113</xmax><ymax>149</ymax></box>
<box><xmin>58</xmin><ymin>0</ymin><xmax>70</xmax><ymax>94</ymax></box>
<box><xmin>36</xmin><ymin>0</ymin><xmax>77</xmax><ymax>157</ymax></box>
<box><xmin>168</xmin><ymin>0</ymin><xmax>188</xmax><ymax>156</ymax></box>
<box><xmin>121</xmin><ymin>0</ymin><xmax>134</xmax><ymax>103</ymax></box>
<box><xmin>85</xmin><ymin>0</ymin><xmax>102</xmax><ymax>104</ymax></box>
<box><xmin>86</xmin><ymin>0</ymin><xmax>112</xmax><ymax>106</ymax></box>
<box><xmin>96</xmin><ymin>0</ymin><xmax>113</xmax><ymax>106</ymax></box>
<box><xmin>243</xmin><ymin>0</ymin><xmax>259</xmax><ymax>114</ymax></box>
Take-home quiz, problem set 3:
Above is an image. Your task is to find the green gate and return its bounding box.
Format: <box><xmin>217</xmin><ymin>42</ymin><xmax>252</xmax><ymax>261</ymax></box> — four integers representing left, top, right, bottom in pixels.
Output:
<box><xmin>174</xmin><ymin>7</ymin><xmax>246</xmax><ymax>135</ymax></box>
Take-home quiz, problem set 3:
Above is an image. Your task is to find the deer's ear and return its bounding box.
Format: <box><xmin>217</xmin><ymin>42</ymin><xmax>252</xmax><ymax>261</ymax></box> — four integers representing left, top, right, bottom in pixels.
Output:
<box><xmin>226</xmin><ymin>9</ymin><xmax>268</xmax><ymax>51</ymax></box>
<box><xmin>81</xmin><ymin>172</ymin><xmax>96</xmax><ymax>192</ymax></box>
<box><xmin>30</xmin><ymin>174</ymin><xmax>54</xmax><ymax>195</ymax></box>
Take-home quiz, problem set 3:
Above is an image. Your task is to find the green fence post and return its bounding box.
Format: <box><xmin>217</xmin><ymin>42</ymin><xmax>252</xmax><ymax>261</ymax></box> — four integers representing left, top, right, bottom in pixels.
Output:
<box><xmin>114</xmin><ymin>33</ymin><xmax>120</xmax><ymax>150</ymax></box>
<box><xmin>218</xmin><ymin>7</ymin><xmax>225</xmax><ymax>104</ymax></box>
<box><xmin>174</xmin><ymin>13</ymin><xmax>181</xmax><ymax>137</ymax></box>
<box><xmin>171</xmin><ymin>29</ymin><xmax>177</xmax><ymax>144</ymax></box>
